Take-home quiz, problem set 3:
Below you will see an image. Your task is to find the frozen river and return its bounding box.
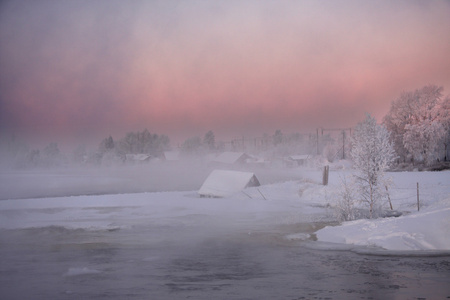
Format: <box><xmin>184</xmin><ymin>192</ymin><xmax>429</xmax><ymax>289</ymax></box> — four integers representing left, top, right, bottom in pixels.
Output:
<box><xmin>1</xmin><ymin>218</ymin><xmax>449</xmax><ymax>299</ymax></box>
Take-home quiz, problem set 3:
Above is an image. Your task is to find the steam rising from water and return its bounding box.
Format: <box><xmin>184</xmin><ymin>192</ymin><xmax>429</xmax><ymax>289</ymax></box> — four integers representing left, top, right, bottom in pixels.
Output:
<box><xmin>0</xmin><ymin>160</ymin><xmax>304</xmax><ymax>200</ymax></box>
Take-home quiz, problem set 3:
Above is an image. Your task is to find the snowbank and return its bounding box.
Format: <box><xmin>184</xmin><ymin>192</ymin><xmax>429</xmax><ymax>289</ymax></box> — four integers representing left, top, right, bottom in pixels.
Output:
<box><xmin>316</xmin><ymin>198</ymin><xmax>450</xmax><ymax>251</ymax></box>
<box><xmin>312</xmin><ymin>168</ymin><xmax>450</xmax><ymax>252</ymax></box>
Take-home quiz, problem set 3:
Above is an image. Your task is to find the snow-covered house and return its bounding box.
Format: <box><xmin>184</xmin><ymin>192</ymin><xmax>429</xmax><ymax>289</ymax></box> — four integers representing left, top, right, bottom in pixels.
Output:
<box><xmin>125</xmin><ymin>154</ymin><xmax>153</xmax><ymax>164</ymax></box>
<box><xmin>209</xmin><ymin>152</ymin><xmax>252</xmax><ymax>167</ymax></box>
<box><xmin>198</xmin><ymin>170</ymin><xmax>261</xmax><ymax>198</ymax></box>
<box><xmin>162</xmin><ymin>151</ymin><xmax>180</xmax><ymax>162</ymax></box>
<box><xmin>286</xmin><ymin>155</ymin><xmax>310</xmax><ymax>167</ymax></box>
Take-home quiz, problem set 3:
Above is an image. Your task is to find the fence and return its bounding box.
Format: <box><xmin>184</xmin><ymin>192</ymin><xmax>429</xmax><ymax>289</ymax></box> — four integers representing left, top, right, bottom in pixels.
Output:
<box><xmin>388</xmin><ymin>182</ymin><xmax>450</xmax><ymax>211</ymax></box>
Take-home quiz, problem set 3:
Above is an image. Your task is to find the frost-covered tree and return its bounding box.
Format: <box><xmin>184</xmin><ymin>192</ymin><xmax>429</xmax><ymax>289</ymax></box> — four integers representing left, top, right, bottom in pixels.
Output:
<box><xmin>97</xmin><ymin>135</ymin><xmax>125</xmax><ymax>166</ymax></box>
<box><xmin>115</xmin><ymin>129</ymin><xmax>170</xmax><ymax>158</ymax></box>
<box><xmin>99</xmin><ymin>136</ymin><xmax>115</xmax><ymax>153</ymax></box>
<box><xmin>441</xmin><ymin>97</ymin><xmax>450</xmax><ymax>161</ymax></box>
<box><xmin>181</xmin><ymin>136</ymin><xmax>203</xmax><ymax>156</ymax></box>
<box><xmin>383</xmin><ymin>85</ymin><xmax>449</xmax><ymax>164</ymax></box>
<box><xmin>41</xmin><ymin>142</ymin><xmax>64</xmax><ymax>167</ymax></box>
<box><xmin>403</xmin><ymin>121</ymin><xmax>445</xmax><ymax>165</ymax></box>
<box><xmin>203</xmin><ymin>130</ymin><xmax>215</xmax><ymax>151</ymax></box>
<box><xmin>151</xmin><ymin>134</ymin><xmax>170</xmax><ymax>155</ymax></box>
<box><xmin>25</xmin><ymin>149</ymin><xmax>40</xmax><ymax>168</ymax></box>
<box><xmin>273</xmin><ymin>129</ymin><xmax>283</xmax><ymax>146</ymax></box>
<box><xmin>351</xmin><ymin>113</ymin><xmax>396</xmax><ymax>218</ymax></box>
<box><xmin>118</xmin><ymin>132</ymin><xmax>138</xmax><ymax>154</ymax></box>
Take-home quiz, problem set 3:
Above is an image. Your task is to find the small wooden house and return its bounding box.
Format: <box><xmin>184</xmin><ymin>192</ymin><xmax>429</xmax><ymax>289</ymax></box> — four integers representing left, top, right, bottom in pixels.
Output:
<box><xmin>286</xmin><ymin>155</ymin><xmax>310</xmax><ymax>167</ymax></box>
<box><xmin>125</xmin><ymin>154</ymin><xmax>153</xmax><ymax>164</ymax></box>
<box><xmin>198</xmin><ymin>170</ymin><xmax>261</xmax><ymax>198</ymax></box>
<box><xmin>162</xmin><ymin>151</ymin><xmax>180</xmax><ymax>162</ymax></box>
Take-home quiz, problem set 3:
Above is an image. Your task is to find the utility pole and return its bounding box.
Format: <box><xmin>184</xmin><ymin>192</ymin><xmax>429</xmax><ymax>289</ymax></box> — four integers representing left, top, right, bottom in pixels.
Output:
<box><xmin>320</xmin><ymin>127</ymin><xmax>352</xmax><ymax>159</ymax></box>
<box><xmin>316</xmin><ymin>128</ymin><xmax>319</xmax><ymax>155</ymax></box>
<box><xmin>342</xmin><ymin>130</ymin><xmax>346</xmax><ymax>159</ymax></box>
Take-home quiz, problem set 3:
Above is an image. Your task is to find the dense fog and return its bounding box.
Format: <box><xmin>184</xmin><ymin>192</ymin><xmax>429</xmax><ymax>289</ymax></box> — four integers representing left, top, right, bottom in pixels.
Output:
<box><xmin>0</xmin><ymin>159</ymin><xmax>306</xmax><ymax>200</ymax></box>
<box><xmin>1</xmin><ymin>1</ymin><xmax>449</xmax><ymax>298</ymax></box>
<box><xmin>0</xmin><ymin>128</ymin><xmax>324</xmax><ymax>200</ymax></box>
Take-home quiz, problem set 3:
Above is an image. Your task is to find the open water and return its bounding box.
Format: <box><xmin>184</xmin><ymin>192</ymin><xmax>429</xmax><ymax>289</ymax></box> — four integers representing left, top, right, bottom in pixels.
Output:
<box><xmin>1</xmin><ymin>219</ymin><xmax>449</xmax><ymax>299</ymax></box>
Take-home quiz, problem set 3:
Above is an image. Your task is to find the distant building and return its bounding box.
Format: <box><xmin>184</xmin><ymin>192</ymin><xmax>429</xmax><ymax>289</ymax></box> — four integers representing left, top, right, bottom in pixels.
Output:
<box><xmin>162</xmin><ymin>151</ymin><xmax>180</xmax><ymax>162</ymax></box>
<box><xmin>125</xmin><ymin>154</ymin><xmax>153</xmax><ymax>164</ymax></box>
<box><xmin>209</xmin><ymin>152</ymin><xmax>252</xmax><ymax>167</ymax></box>
<box><xmin>286</xmin><ymin>155</ymin><xmax>310</xmax><ymax>167</ymax></box>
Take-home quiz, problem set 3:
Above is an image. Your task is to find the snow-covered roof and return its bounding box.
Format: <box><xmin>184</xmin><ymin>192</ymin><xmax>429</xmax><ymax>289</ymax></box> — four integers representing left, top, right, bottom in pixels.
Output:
<box><xmin>288</xmin><ymin>155</ymin><xmax>309</xmax><ymax>161</ymax></box>
<box><xmin>210</xmin><ymin>152</ymin><xmax>249</xmax><ymax>165</ymax></box>
<box><xmin>125</xmin><ymin>154</ymin><xmax>152</xmax><ymax>161</ymax></box>
<box><xmin>198</xmin><ymin>170</ymin><xmax>260</xmax><ymax>198</ymax></box>
<box><xmin>163</xmin><ymin>151</ymin><xmax>180</xmax><ymax>161</ymax></box>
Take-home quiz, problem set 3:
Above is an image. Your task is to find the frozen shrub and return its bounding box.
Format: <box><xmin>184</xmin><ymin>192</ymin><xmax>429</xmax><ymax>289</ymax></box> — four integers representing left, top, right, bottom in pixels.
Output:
<box><xmin>334</xmin><ymin>177</ymin><xmax>359</xmax><ymax>221</ymax></box>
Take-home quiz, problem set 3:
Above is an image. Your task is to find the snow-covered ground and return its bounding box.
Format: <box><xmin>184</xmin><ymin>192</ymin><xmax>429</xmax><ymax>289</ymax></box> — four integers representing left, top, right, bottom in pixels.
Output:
<box><xmin>314</xmin><ymin>167</ymin><xmax>450</xmax><ymax>252</ymax></box>
<box><xmin>316</xmin><ymin>198</ymin><xmax>450</xmax><ymax>251</ymax></box>
<box><xmin>0</xmin><ymin>163</ymin><xmax>449</xmax><ymax>254</ymax></box>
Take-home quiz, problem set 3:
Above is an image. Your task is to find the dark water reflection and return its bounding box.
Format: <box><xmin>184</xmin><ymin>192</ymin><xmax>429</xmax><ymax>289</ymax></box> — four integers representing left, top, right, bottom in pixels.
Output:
<box><xmin>1</xmin><ymin>223</ymin><xmax>449</xmax><ymax>299</ymax></box>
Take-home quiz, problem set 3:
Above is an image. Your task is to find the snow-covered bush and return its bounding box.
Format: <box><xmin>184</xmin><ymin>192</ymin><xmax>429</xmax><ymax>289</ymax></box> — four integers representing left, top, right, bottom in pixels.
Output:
<box><xmin>334</xmin><ymin>176</ymin><xmax>359</xmax><ymax>221</ymax></box>
<box><xmin>350</xmin><ymin>113</ymin><xmax>396</xmax><ymax>218</ymax></box>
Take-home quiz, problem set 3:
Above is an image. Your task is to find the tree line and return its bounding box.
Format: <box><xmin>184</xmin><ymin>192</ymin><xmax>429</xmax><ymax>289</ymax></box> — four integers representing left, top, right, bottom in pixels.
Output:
<box><xmin>1</xmin><ymin>84</ymin><xmax>448</xmax><ymax>169</ymax></box>
<box><xmin>80</xmin><ymin>129</ymin><xmax>171</xmax><ymax>166</ymax></box>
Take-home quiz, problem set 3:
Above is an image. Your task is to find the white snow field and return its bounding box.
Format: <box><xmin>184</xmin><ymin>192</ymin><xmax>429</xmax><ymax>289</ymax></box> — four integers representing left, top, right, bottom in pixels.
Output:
<box><xmin>0</xmin><ymin>163</ymin><xmax>449</xmax><ymax>253</ymax></box>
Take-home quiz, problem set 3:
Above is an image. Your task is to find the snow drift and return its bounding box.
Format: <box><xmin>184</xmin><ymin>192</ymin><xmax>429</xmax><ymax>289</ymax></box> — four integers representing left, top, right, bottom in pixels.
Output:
<box><xmin>316</xmin><ymin>197</ymin><xmax>450</xmax><ymax>251</ymax></box>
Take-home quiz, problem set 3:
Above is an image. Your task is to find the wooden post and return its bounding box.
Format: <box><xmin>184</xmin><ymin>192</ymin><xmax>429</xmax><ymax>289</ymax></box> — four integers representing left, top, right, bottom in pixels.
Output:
<box><xmin>416</xmin><ymin>182</ymin><xmax>420</xmax><ymax>211</ymax></box>
<box><xmin>322</xmin><ymin>165</ymin><xmax>329</xmax><ymax>185</ymax></box>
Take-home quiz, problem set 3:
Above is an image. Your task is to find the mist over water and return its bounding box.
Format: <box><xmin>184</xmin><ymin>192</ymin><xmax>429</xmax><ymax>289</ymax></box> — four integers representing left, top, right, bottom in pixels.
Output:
<box><xmin>0</xmin><ymin>159</ymin><xmax>305</xmax><ymax>200</ymax></box>
<box><xmin>1</xmin><ymin>213</ymin><xmax>449</xmax><ymax>299</ymax></box>
<box><xmin>1</xmin><ymin>0</ymin><xmax>449</xmax><ymax>298</ymax></box>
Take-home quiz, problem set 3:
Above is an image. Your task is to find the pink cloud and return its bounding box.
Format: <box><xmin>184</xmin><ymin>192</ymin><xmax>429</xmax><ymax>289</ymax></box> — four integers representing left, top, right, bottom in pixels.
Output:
<box><xmin>1</xmin><ymin>0</ymin><xmax>449</xmax><ymax>146</ymax></box>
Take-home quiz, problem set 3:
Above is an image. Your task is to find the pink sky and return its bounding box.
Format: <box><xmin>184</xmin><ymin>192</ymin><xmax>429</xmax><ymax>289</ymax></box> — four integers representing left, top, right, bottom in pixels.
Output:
<box><xmin>1</xmin><ymin>0</ymin><xmax>449</xmax><ymax>147</ymax></box>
